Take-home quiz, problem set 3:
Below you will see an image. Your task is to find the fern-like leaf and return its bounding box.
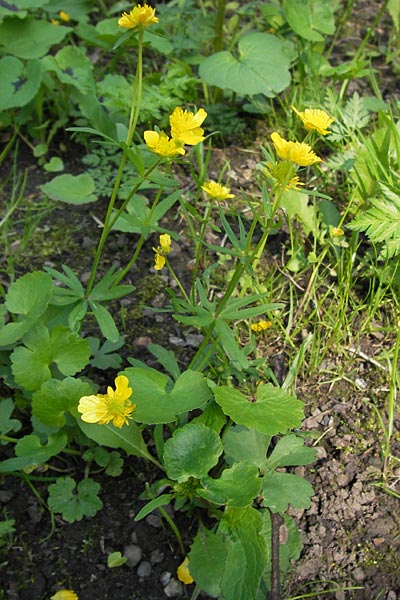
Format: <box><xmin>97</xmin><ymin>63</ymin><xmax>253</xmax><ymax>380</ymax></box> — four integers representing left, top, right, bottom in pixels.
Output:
<box><xmin>348</xmin><ymin>183</ymin><xmax>400</xmax><ymax>258</ymax></box>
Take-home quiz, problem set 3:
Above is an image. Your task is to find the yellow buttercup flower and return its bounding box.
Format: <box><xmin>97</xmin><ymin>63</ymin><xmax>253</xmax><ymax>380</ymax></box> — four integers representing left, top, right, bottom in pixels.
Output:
<box><xmin>251</xmin><ymin>320</ymin><xmax>272</xmax><ymax>332</ymax></box>
<box><xmin>177</xmin><ymin>557</ymin><xmax>194</xmax><ymax>585</ymax></box>
<box><xmin>144</xmin><ymin>130</ymin><xmax>185</xmax><ymax>158</ymax></box>
<box><xmin>265</xmin><ymin>161</ymin><xmax>305</xmax><ymax>191</ymax></box>
<box><xmin>78</xmin><ymin>375</ymin><xmax>135</xmax><ymax>428</ymax></box>
<box><xmin>270</xmin><ymin>132</ymin><xmax>322</xmax><ymax>166</ymax></box>
<box><xmin>118</xmin><ymin>3</ymin><xmax>158</xmax><ymax>29</ymax></box>
<box><xmin>58</xmin><ymin>10</ymin><xmax>70</xmax><ymax>22</ymax></box>
<box><xmin>153</xmin><ymin>233</ymin><xmax>172</xmax><ymax>270</ymax></box>
<box><xmin>170</xmin><ymin>107</ymin><xmax>207</xmax><ymax>145</ymax></box>
<box><xmin>330</xmin><ymin>226</ymin><xmax>344</xmax><ymax>237</ymax></box>
<box><xmin>291</xmin><ymin>106</ymin><xmax>334</xmax><ymax>136</ymax></box>
<box><xmin>201</xmin><ymin>180</ymin><xmax>235</xmax><ymax>200</ymax></box>
<box><xmin>51</xmin><ymin>591</ymin><xmax>78</xmax><ymax>600</ymax></box>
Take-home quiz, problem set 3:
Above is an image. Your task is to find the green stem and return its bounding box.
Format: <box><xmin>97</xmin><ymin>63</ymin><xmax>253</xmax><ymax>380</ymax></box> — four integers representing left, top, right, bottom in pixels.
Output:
<box><xmin>191</xmin><ymin>200</ymin><xmax>214</xmax><ymax>298</ymax></box>
<box><xmin>85</xmin><ymin>28</ymin><xmax>144</xmax><ymax>296</ymax></box>
<box><xmin>383</xmin><ymin>324</ymin><xmax>400</xmax><ymax>472</ymax></box>
<box><xmin>165</xmin><ymin>258</ymin><xmax>191</xmax><ymax>303</ymax></box>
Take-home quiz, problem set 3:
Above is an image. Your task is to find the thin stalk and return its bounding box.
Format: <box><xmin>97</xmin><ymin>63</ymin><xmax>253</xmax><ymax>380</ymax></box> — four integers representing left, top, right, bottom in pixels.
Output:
<box><xmin>85</xmin><ymin>28</ymin><xmax>144</xmax><ymax>296</ymax></box>
<box><xmin>165</xmin><ymin>258</ymin><xmax>191</xmax><ymax>303</ymax></box>
<box><xmin>383</xmin><ymin>325</ymin><xmax>400</xmax><ymax>473</ymax></box>
<box><xmin>191</xmin><ymin>200</ymin><xmax>214</xmax><ymax>298</ymax></box>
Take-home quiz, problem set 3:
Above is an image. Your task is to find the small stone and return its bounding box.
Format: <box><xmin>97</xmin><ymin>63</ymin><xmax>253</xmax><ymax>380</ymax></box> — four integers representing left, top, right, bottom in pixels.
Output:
<box><xmin>0</xmin><ymin>490</ymin><xmax>14</xmax><ymax>503</ymax></box>
<box><xmin>353</xmin><ymin>567</ymin><xmax>365</xmax><ymax>582</ymax></box>
<box><xmin>164</xmin><ymin>578</ymin><xmax>184</xmax><ymax>597</ymax></box>
<box><xmin>134</xmin><ymin>336</ymin><xmax>152</xmax><ymax>347</ymax></box>
<box><xmin>137</xmin><ymin>560</ymin><xmax>152</xmax><ymax>578</ymax></box>
<box><xmin>160</xmin><ymin>571</ymin><xmax>171</xmax><ymax>586</ymax></box>
<box><xmin>150</xmin><ymin>549</ymin><xmax>164</xmax><ymax>564</ymax></box>
<box><xmin>123</xmin><ymin>544</ymin><xmax>142</xmax><ymax>567</ymax></box>
<box><xmin>146</xmin><ymin>514</ymin><xmax>162</xmax><ymax>528</ymax></box>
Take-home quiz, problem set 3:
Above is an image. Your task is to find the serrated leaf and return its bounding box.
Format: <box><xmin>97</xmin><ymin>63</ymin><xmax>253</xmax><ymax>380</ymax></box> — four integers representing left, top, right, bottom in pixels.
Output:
<box><xmin>32</xmin><ymin>377</ymin><xmax>93</xmax><ymax>427</ymax></box>
<box><xmin>108</xmin><ymin>551</ymin><xmax>128</xmax><ymax>568</ymax></box>
<box><xmin>213</xmin><ymin>383</ymin><xmax>303</xmax><ymax>436</ymax></box>
<box><xmin>199</xmin><ymin>463</ymin><xmax>261</xmax><ymax>508</ymax></box>
<box><xmin>6</xmin><ymin>271</ymin><xmax>53</xmax><ymax>316</ymax></box>
<box><xmin>0</xmin><ymin>432</ymin><xmax>67</xmax><ymax>473</ymax></box>
<box><xmin>265</xmin><ymin>434</ymin><xmax>317</xmax><ymax>470</ymax></box>
<box><xmin>261</xmin><ymin>471</ymin><xmax>314</xmax><ymax>512</ymax></box>
<box><xmin>189</xmin><ymin>529</ymin><xmax>228</xmax><ymax>598</ymax></box>
<box><xmin>42</xmin><ymin>45</ymin><xmax>94</xmax><ymax>93</ymax></box>
<box><xmin>88</xmin><ymin>336</ymin><xmax>124</xmax><ymax>370</ymax></box>
<box><xmin>163</xmin><ymin>423</ymin><xmax>223</xmax><ymax>483</ymax></box>
<box><xmin>122</xmin><ymin>367</ymin><xmax>211</xmax><ymax>424</ymax></box>
<box><xmin>223</xmin><ymin>425</ymin><xmax>271</xmax><ymax>468</ymax></box>
<box><xmin>11</xmin><ymin>325</ymin><xmax>91</xmax><ymax>391</ymax></box>
<box><xmin>47</xmin><ymin>476</ymin><xmax>103</xmax><ymax>522</ymax></box>
<box><xmin>220</xmin><ymin>507</ymin><xmax>268</xmax><ymax>600</ymax></box>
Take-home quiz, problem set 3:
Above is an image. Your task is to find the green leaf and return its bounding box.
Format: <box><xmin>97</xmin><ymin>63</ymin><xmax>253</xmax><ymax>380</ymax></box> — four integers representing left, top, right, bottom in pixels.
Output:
<box><xmin>134</xmin><ymin>494</ymin><xmax>174</xmax><ymax>521</ymax></box>
<box><xmin>0</xmin><ymin>18</ymin><xmax>71</xmax><ymax>59</ymax></box>
<box><xmin>11</xmin><ymin>325</ymin><xmax>91</xmax><ymax>391</ymax></box>
<box><xmin>92</xmin><ymin>448</ymin><xmax>123</xmax><ymax>477</ymax></box>
<box><xmin>0</xmin><ymin>57</ymin><xmax>42</xmax><ymax>110</ymax></box>
<box><xmin>6</xmin><ymin>271</ymin><xmax>53</xmax><ymax>316</ymax></box>
<box><xmin>0</xmin><ymin>432</ymin><xmax>67</xmax><ymax>473</ymax></box>
<box><xmin>213</xmin><ymin>383</ymin><xmax>304</xmax><ymax>436</ymax></box>
<box><xmin>43</xmin><ymin>157</ymin><xmax>64</xmax><ymax>172</ymax></box>
<box><xmin>32</xmin><ymin>377</ymin><xmax>92</xmax><ymax>428</ymax></box>
<box><xmin>220</xmin><ymin>507</ymin><xmax>268</xmax><ymax>600</ymax></box>
<box><xmin>88</xmin><ymin>336</ymin><xmax>124</xmax><ymax>370</ymax></box>
<box><xmin>89</xmin><ymin>301</ymin><xmax>119</xmax><ymax>342</ymax></box>
<box><xmin>76</xmin><ymin>418</ymin><xmax>152</xmax><ymax>462</ymax></box>
<box><xmin>42</xmin><ymin>45</ymin><xmax>94</xmax><ymax>93</ymax></box>
<box><xmin>147</xmin><ymin>343</ymin><xmax>180</xmax><ymax>380</ymax></box>
<box><xmin>108</xmin><ymin>551</ymin><xmax>128</xmax><ymax>568</ymax></box>
<box><xmin>214</xmin><ymin>319</ymin><xmax>248</xmax><ymax>371</ymax></box>
<box><xmin>163</xmin><ymin>423</ymin><xmax>223</xmax><ymax>483</ymax></box>
<box><xmin>199</xmin><ymin>33</ymin><xmax>292</xmax><ymax>97</ymax></box>
<box><xmin>40</xmin><ymin>173</ymin><xmax>97</xmax><ymax>204</ymax></box>
<box><xmin>0</xmin><ymin>398</ymin><xmax>21</xmax><ymax>437</ymax></box>
<box><xmin>264</xmin><ymin>434</ymin><xmax>317</xmax><ymax>470</ymax></box>
<box><xmin>283</xmin><ymin>0</ymin><xmax>337</xmax><ymax>42</ymax></box>
<box><xmin>122</xmin><ymin>367</ymin><xmax>211</xmax><ymax>424</ymax></box>
<box><xmin>223</xmin><ymin>425</ymin><xmax>271</xmax><ymax>468</ymax></box>
<box><xmin>199</xmin><ymin>463</ymin><xmax>261</xmax><ymax>508</ymax></box>
<box><xmin>47</xmin><ymin>476</ymin><xmax>103</xmax><ymax>522</ymax></box>
<box><xmin>189</xmin><ymin>529</ymin><xmax>228</xmax><ymax>598</ymax></box>
<box><xmin>261</xmin><ymin>472</ymin><xmax>314</xmax><ymax>512</ymax></box>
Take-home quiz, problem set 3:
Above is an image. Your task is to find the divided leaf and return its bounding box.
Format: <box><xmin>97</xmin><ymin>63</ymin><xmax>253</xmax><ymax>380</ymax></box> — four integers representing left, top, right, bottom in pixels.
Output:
<box><xmin>47</xmin><ymin>476</ymin><xmax>103</xmax><ymax>522</ymax></box>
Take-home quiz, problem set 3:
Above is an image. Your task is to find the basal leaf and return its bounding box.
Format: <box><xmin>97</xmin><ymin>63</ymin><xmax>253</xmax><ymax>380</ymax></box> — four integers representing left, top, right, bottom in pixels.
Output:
<box><xmin>5</xmin><ymin>271</ymin><xmax>53</xmax><ymax>317</ymax></box>
<box><xmin>0</xmin><ymin>56</ymin><xmax>42</xmax><ymax>110</ymax></box>
<box><xmin>264</xmin><ymin>434</ymin><xmax>317</xmax><ymax>470</ymax></box>
<box><xmin>122</xmin><ymin>367</ymin><xmax>211</xmax><ymax>424</ymax></box>
<box><xmin>213</xmin><ymin>383</ymin><xmax>303</xmax><ymax>436</ymax></box>
<box><xmin>47</xmin><ymin>476</ymin><xmax>103</xmax><ymax>522</ymax></box>
<box><xmin>189</xmin><ymin>529</ymin><xmax>228</xmax><ymax>598</ymax></box>
<box><xmin>223</xmin><ymin>424</ymin><xmax>271</xmax><ymax>468</ymax></box>
<box><xmin>199</xmin><ymin>33</ymin><xmax>292</xmax><ymax>97</ymax></box>
<box><xmin>40</xmin><ymin>173</ymin><xmax>97</xmax><ymax>204</ymax></box>
<box><xmin>163</xmin><ymin>423</ymin><xmax>223</xmax><ymax>483</ymax></box>
<box><xmin>42</xmin><ymin>45</ymin><xmax>94</xmax><ymax>93</ymax></box>
<box><xmin>199</xmin><ymin>463</ymin><xmax>261</xmax><ymax>508</ymax></box>
<box><xmin>0</xmin><ymin>432</ymin><xmax>67</xmax><ymax>473</ymax></box>
<box><xmin>261</xmin><ymin>471</ymin><xmax>314</xmax><ymax>512</ymax></box>
<box><xmin>32</xmin><ymin>377</ymin><xmax>93</xmax><ymax>427</ymax></box>
<box><xmin>0</xmin><ymin>18</ymin><xmax>71</xmax><ymax>59</ymax></box>
<box><xmin>283</xmin><ymin>0</ymin><xmax>336</xmax><ymax>42</ymax></box>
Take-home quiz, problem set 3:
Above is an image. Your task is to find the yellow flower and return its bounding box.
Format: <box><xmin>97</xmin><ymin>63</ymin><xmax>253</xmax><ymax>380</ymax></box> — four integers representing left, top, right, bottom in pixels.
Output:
<box><xmin>144</xmin><ymin>130</ymin><xmax>185</xmax><ymax>158</ymax></box>
<box><xmin>270</xmin><ymin>132</ymin><xmax>322</xmax><ymax>166</ymax></box>
<box><xmin>330</xmin><ymin>226</ymin><xmax>344</xmax><ymax>237</ymax></box>
<box><xmin>78</xmin><ymin>375</ymin><xmax>135</xmax><ymax>428</ymax></box>
<box><xmin>170</xmin><ymin>107</ymin><xmax>207</xmax><ymax>145</ymax></box>
<box><xmin>177</xmin><ymin>557</ymin><xmax>194</xmax><ymax>585</ymax></box>
<box><xmin>201</xmin><ymin>180</ymin><xmax>235</xmax><ymax>200</ymax></box>
<box><xmin>58</xmin><ymin>10</ymin><xmax>70</xmax><ymax>22</ymax></box>
<box><xmin>251</xmin><ymin>320</ymin><xmax>272</xmax><ymax>332</ymax></box>
<box><xmin>265</xmin><ymin>162</ymin><xmax>305</xmax><ymax>191</ymax></box>
<box><xmin>51</xmin><ymin>591</ymin><xmax>78</xmax><ymax>600</ymax></box>
<box><xmin>153</xmin><ymin>233</ymin><xmax>172</xmax><ymax>270</ymax></box>
<box><xmin>291</xmin><ymin>106</ymin><xmax>334</xmax><ymax>136</ymax></box>
<box><xmin>118</xmin><ymin>3</ymin><xmax>158</xmax><ymax>29</ymax></box>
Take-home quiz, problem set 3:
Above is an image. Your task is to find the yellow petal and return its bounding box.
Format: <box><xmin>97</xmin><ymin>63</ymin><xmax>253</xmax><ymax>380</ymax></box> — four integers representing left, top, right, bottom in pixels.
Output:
<box><xmin>177</xmin><ymin>557</ymin><xmax>194</xmax><ymax>584</ymax></box>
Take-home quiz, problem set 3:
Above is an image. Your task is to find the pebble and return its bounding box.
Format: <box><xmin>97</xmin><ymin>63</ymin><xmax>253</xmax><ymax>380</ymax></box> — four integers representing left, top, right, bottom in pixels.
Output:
<box><xmin>160</xmin><ymin>571</ymin><xmax>171</xmax><ymax>586</ymax></box>
<box><xmin>0</xmin><ymin>490</ymin><xmax>14</xmax><ymax>503</ymax></box>
<box><xmin>123</xmin><ymin>544</ymin><xmax>142</xmax><ymax>567</ymax></box>
<box><xmin>150</xmin><ymin>548</ymin><xmax>164</xmax><ymax>564</ymax></box>
<box><xmin>146</xmin><ymin>513</ymin><xmax>162</xmax><ymax>528</ymax></box>
<box><xmin>137</xmin><ymin>560</ymin><xmax>152</xmax><ymax>578</ymax></box>
<box><xmin>164</xmin><ymin>578</ymin><xmax>184</xmax><ymax>597</ymax></box>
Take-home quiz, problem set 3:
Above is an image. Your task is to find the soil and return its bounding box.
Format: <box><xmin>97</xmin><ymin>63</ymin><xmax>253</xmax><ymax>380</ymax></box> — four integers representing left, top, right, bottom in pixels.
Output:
<box><xmin>1</xmin><ymin>3</ymin><xmax>400</xmax><ymax>599</ymax></box>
